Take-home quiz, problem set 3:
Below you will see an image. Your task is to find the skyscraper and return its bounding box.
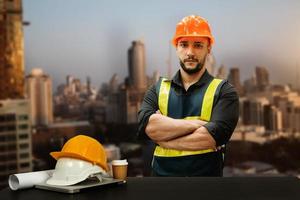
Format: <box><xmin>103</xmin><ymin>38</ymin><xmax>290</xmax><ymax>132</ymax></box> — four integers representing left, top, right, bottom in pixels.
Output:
<box><xmin>215</xmin><ymin>64</ymin><xmax>227</xmax><ymax>79</ymax></box>
<box><xmin>0</xmin><ymin>99</ymin><xmax>32</xmax><ymax>188</ymax></box>
<box><xmin>255</xmin><ymin>66</ymin><xmax>269</xmax><ymax>91</ymax></box>
<box><xmin>0</xmin><ymin>0</ymin><xmax>33</xmax><ymax>190</ymax></box>
<box><xmin>228</xmin><ymin>68</ymin><xmax>244</xmax><ymax>96</ymax></box>
<box><xmin>26</xmin><ymin>68</ymin><xmax>53</xmax><ymax>127</ymax></box>
<box><xmin>0</xmin><ymin>0</ymin><xmax>25</xmax><ymax>99</ymax></box>
<box><xmin>127</xmin><ymin>40</ymin><xmax>147</xmax><ymax>90</ymax></box>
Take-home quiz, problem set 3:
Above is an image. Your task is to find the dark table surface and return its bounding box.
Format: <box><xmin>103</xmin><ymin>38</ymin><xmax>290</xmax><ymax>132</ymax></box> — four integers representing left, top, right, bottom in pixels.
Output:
<box><xmin>1</xmin><ymin>177</ymin><xmax>300</xmax><ymax>200</ymax></box>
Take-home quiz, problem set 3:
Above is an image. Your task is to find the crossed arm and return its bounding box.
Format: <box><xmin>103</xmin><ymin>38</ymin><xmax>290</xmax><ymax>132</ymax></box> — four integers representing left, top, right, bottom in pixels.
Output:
<box><xmin>145</xmin><ymin>112</ymin><xmax>217</xmax><ymax>151</ymax></box>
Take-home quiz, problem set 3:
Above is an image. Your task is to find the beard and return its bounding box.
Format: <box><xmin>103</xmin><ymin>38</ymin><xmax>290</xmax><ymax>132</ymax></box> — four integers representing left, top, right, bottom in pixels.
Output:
<box><xmin>179</xmin><ymin>56</ymin><xmax>206</xmax><ymax>74</ymax></box>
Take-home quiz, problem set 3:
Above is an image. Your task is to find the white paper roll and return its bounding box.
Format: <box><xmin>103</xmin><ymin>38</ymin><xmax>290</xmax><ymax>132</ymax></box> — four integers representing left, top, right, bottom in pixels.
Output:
<box><xmin>8</xmin><ymin>170</ymin><xmax>54</xmax><ymax>190</ymax></box>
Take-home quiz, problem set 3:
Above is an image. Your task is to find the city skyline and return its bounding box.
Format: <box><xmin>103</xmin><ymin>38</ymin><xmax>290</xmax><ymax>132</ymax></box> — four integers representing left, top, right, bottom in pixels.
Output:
<box><xmin>23</xmin><ymin>0</ymin><xmax>300</xmax><ymax>89</ymax></box>
<box><xmin>1</xmin><ymin>0</ymin><xmax>300</xmax><ymax>186</ymax></box>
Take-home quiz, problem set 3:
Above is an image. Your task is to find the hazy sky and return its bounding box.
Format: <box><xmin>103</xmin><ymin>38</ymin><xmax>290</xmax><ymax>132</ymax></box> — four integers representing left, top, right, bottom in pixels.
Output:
<box><xmin>23</xmin><ymin>0</ymin><xmax>300</xmax><ymax>89</ymax></box>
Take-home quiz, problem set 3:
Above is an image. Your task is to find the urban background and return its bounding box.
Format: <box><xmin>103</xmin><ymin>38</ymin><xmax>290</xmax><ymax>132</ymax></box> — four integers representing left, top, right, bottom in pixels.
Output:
<box><xmin>1</xmin><ymin>0</ymin><xmax>300</xmax><ymax>189</ymax></box>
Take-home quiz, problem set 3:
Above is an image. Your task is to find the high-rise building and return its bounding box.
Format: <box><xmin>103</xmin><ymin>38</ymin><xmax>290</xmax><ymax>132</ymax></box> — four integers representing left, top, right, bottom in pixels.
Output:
<box><xmin>106</xmin><ymin>40</ymin><xmax>148</xmax><ymax>124</ymax></box>
<box><xmin>127</xmin><ymin>40</ymin><xmax>147</xmax><ymax>90</ymax></box>
<box><xmin>215</xmin><ymin>64</ymin><xmax>227</xmax><ymax>79</ymax></box>
<box><xmin>0</xmin><ymin>0</ymin><xmax>25</xmax><ymax>99</ymax></box>
<box><xmin>276</xmin><ymin>93</ymin><xmax>300</xmax><ymax>133</ymax></box>
<box><xmin>243</xmin><ymin>74</ymin><xmax>257</xmax><ymax>94</ymax></box>
<box><xmin>241</xmin><ymin>97</ymin><xmax>269</xmax><ymax>126</ymax></box>
<box><xmin>0</xmin><ymin>99</ymin><xmax>32</xmax><ymax>188</ymax></box>
<box><xmin>26</xmin><ymin>68</ymin><xmax>53</xmax><ymax>127</ymax></box>
<box><xmin>255</xmin><ymin>66</ymin><xmax>269</xmax><ymax>91</ymax></box>
<box><xmin>263</xmin><ymin>104</ymin><xmax>282</xmax><ymax>133</ymax></box>
<box><xmin>228</xmin><ymin>68</ymin><xmax>244</xmax><ymax>96</ymax></box>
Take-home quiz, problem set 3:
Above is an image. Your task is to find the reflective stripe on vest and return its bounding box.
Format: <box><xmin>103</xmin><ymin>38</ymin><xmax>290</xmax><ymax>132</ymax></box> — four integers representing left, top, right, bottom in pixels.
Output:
<box><xmin>154</xmin><ymin>78</ymin><xmax>223</xmax><ymax>157</ymax></box>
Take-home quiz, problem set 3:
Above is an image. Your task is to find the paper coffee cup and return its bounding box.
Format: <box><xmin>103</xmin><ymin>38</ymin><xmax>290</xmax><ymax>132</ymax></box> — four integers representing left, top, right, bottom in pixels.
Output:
<box><xmin>112</xmin><ymin>159</ymin><xmax>128</xmax><ymax>180</ymax></box>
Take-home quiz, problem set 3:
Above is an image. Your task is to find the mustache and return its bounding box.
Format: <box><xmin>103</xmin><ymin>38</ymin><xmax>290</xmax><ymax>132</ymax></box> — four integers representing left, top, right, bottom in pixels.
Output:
<box><xmin>183</xmin><ymin>58</ymin><xmax>199</xmax><ymax>63</ymax></box>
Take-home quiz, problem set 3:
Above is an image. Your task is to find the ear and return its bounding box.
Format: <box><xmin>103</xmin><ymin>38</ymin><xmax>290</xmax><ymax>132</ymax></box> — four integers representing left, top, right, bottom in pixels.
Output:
<box><xmin>208</xmin><ymin>45</ymin><xmax>211</xmax><ymax>54</ymax></box>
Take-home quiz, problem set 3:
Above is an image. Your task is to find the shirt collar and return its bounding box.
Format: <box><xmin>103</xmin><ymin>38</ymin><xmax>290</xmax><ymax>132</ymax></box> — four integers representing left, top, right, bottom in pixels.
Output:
<box><xmin>166</xmin><ymin>69</ymin><xmax>214</xmax><ymax>88</ymax></box>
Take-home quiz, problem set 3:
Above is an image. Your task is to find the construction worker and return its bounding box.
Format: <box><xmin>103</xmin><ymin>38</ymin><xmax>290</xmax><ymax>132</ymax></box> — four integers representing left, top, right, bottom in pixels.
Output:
<box><xmin>137</xmin><ymin>15</ymin><xmax>239</xmax><ymax>176</ymax></box>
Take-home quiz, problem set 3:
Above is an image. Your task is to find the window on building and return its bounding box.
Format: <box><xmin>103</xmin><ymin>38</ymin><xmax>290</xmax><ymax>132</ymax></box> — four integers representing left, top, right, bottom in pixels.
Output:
<box><xmin>19</xmin><ymin>143</ymin><xmax>29</xmax><ymax>149</ymax></box>
<box><xmin>0</xmin><ymin>114</ymin><xmax>16</xmax><ymax>123</ymax></box>
<box><xmin>0</xmin><ymin>175</ymin><xmax>7</xmax><ymax>182</ymax></box>
<box><xmin>20</xmin><ymin>162</ymin><xmax>30</xmax><ymax>168</ymax></box>
<box><xmin>7</xmin><ymin>135</ymin><xmax>16</xmax><ymax>142</ymax></box>
<box><xmin>18</xmin><ymin>115</ymin><xmax>28</xmax><ymax>121</ymax></box>
<box><xmin>8</xmin><ymin>144</ymin><xmax>16</xmax><ymax>150</ymax></box>
<box><xmin>0</xmin><ymin>153</ymin><xmax>17</xmax><ymax>161</ymax></box>
<box><xmin>18</xmin><ymin>124</ymin><xmax>28</xmax><ymax>130</ymax></box>
<box><xmin>0</xmin><ymin>165</ymin><xmax>6</xmax><ymax>171</ymax></box>
<box><xmin>0</xmin><ymin>144</ymin><xmax>16</xmax><ymax>151</ymax></box>
<box><xmin>0</xmin><ymin>135</ymin><xmax>16</xmax><ymax>142</ymax></box>
<box><xmin>8</xmin><ymin>164</ymin><xmax>17</xmax><ymax>170</ymax></box>
<box><xmin>6</xmin><ymin>114</ymin><xmax>16</xmax><ymax>122</ymax></box>
<box><xmin>20</xmin><ymin>153</ymin><xmax>29</xmax><ymax>159</ymax></box>
<box><xmin>0</xmin><ymin>155</ymin><xmax>5</xmax><ymax>161</ymax></box>
<box><xmin>0</xmin><ymin>116</ymin><xmax>5</xmax><ymax>122</ymax></box>
<box><xmin>19</xmin><ymin>134</ymin><xmax>28</xmax><ymax>140</ymax></box>
<box><xmin>7</xmin><ymin>125</ymin><xmax>16</xmax><ymax>131</ymax></box>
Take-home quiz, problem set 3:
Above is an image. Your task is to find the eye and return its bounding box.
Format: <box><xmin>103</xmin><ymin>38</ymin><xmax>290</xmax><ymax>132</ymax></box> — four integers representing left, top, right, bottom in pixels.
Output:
<box><xmin>179</xmin><ymin>43</ymin><xmax>188</xmax><ymax>48</ymax></box>
<box><xmin>194</xmin><ymin>43</ymin><xmax>203</xmax><ymax>48</ymax></box>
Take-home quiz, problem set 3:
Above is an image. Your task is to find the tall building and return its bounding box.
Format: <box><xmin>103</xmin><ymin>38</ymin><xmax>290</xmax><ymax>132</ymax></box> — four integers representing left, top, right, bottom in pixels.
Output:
<box><xmin>228</xmin><ymin>68</ymin><xmax>244</xmax><ymax>96</ymax></box>
<box><xmin>215</xmin><ymin>64</ymin><xmax>227</xmax><ymax>79</ymax></box>
<box><xmin>243</xmin><ymin>74</ymin><xmax>257</xmax><ymax>94</ymax></box>
<box><xmin>127</xmin><ymin>40</ymin><xmax>147</xmax><ymax>90</ymax></box>
<box><xmin>255</xmin><ymin>66</ymin><xmax>269</xmax><ymax>91</ymax></box>
<box><xmin>119</xmin><ymin>88</ymin><xmax>143</xmax><ymax>124</ymax></box>
<box><xmin>0</xmin><ymin>99</ymin><xmax>33</xmax><ymax>188</ymax></box>
<box><xmin>106</xmin><ymin>40</ymin><xmax>148</xmax><ymax>124</ymax></box>
<box><xmin>0</xmin><ymin>0</ymin><xmax>25</xmax><ymax>99</ymax></box>
<box><xmin>65</xmin><ymin>75</ymin><xmax>76</xmax><ymax>94</ymax></box>
<box><xmin>241</xmin><ymin>97</ymin><xmax>269</xmax><ymax>126</ymax></box>
<box><xmin>26</xmin><ymin>68</ymin><xmax>53</xmax><ymax>127</ymax></box>
<box><xmin>263</xmin><ymin>104</ymin><xmax>282</xmax><ymax>133</ymax></box>
<box><xmin>275</xmin><ymin>93</ymin><xmax>300</xmax><ymax>133</ymax></box>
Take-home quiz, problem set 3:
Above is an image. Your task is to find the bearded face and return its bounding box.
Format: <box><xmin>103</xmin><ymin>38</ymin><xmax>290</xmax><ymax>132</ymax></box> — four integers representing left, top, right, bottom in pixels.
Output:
<box><xmin>176</xmin><ymin>37</ymin><xmax>210</xmax><ymax>75</ymax></box>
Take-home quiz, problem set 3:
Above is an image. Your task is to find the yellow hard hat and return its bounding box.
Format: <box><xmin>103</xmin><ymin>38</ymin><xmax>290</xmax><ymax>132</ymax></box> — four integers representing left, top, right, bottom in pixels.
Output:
<box><xmin>50</xmin><ymin>135</ymin><xmax>109</xmax><ymax>171</ymax></box>
<box><xmin>172</xmin><ymin>15</ymin><xmax>214</xmax><ymax>47</ymax></box>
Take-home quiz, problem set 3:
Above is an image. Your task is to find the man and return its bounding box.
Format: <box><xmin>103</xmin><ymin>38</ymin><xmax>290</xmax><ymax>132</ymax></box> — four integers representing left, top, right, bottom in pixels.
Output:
<box><xmin>137</xmin><ymin>15</ymin><xmax>239</xmax><ymax>176</ymax></box>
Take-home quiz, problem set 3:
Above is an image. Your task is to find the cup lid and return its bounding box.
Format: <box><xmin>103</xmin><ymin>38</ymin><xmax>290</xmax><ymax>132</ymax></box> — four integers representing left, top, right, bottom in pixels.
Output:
<box><xmin>112</xmin><ymin>159</ymin><xmax>128</xmax><ymax>165</ymax></box>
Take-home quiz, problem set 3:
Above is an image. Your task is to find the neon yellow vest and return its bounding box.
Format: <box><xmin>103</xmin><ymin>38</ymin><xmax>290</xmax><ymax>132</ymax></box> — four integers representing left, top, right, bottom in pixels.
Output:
<box><xmin>154</xmin><ymin>78</ymin><xmax>223</xmax><ymax>157</ymax></box>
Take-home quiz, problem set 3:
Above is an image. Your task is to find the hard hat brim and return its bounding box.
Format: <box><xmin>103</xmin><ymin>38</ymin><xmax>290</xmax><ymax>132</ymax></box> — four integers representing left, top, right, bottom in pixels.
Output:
<box><xmin>172</xmin><ymin>35</ymin><xmax>214</xmax><ymax>47</ymax></box>
<box><xmin>50</xmin><ymin>151</ymin><xmax>109</xmax><ymax>171</ymax></box>
<box><xmin>46</xmin><ymin>158</ymin><xmax>105</xmax><ymax>186</ymax></box>
<box><xmin>46</xmin><ymin>176</ymin><xmax>84</xmax><ymax>186</ymax></box>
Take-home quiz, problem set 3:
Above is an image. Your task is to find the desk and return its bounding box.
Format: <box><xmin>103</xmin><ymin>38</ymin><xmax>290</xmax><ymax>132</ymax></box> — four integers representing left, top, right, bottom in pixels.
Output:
<box><xmin>1</xmin><ymin>177</ymin><xmax>300</xmax><ymax>200</ymax></box>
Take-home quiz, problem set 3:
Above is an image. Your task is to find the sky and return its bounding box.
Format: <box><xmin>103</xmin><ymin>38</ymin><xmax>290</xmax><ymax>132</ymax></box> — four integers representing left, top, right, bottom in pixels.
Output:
<box><xmin>23</xmin><ymin>0</ymin><xmax>300</xmax><ymax>90</ymax></box>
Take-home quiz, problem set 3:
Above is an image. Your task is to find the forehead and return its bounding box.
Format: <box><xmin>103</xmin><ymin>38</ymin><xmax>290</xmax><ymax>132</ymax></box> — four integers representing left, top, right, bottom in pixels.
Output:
<box><xmin>177</xmin><ymin>37</ymin><xmax>209</xmax><ymax>44</ymax></box>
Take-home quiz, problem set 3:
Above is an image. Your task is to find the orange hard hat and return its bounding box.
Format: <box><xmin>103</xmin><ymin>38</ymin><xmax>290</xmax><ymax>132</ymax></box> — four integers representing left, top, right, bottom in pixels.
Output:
<box><xmin>172</xmin><ymin>15</ymin><xmax>214</xmax><ymax>47</ymax></box>
<box><xmin>50</xmin><ymin>135</ymin><xmax>109</xmax><ymax>171</ymax></box>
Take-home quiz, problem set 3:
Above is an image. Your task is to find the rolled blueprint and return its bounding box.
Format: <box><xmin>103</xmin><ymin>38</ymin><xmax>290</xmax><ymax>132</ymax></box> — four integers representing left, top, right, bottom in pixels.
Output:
<box><xmin>9</xmin><ymin>170</ymin><xmax>54</xmax><ymax>190</ymax></box>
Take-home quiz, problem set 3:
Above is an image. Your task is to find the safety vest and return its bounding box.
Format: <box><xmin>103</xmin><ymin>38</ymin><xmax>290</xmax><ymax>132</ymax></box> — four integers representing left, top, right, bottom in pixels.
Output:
<box><xmin>154</xmin><ymin>77</ymin><xmax>223</xmax><ymax>157</ymax></box>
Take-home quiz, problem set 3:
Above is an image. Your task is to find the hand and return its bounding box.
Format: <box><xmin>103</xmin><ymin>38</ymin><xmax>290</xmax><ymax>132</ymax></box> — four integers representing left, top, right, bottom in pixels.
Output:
<box><xmin>157</xmin><ymin>141</ymin><xmax>169</xmax><ymax>149</ymax></box>
<box><xmin>156</xmin><ymin>110</ymin><xmax>161</xmax><ymax>114</ymax></box>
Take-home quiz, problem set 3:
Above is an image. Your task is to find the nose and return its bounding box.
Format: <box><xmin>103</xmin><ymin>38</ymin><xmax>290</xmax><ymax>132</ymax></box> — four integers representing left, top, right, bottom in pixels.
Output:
<box><xmin>186</xmin><ymin>46</ymin><xmax>195</xmax><ymax>57</ymax></box>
